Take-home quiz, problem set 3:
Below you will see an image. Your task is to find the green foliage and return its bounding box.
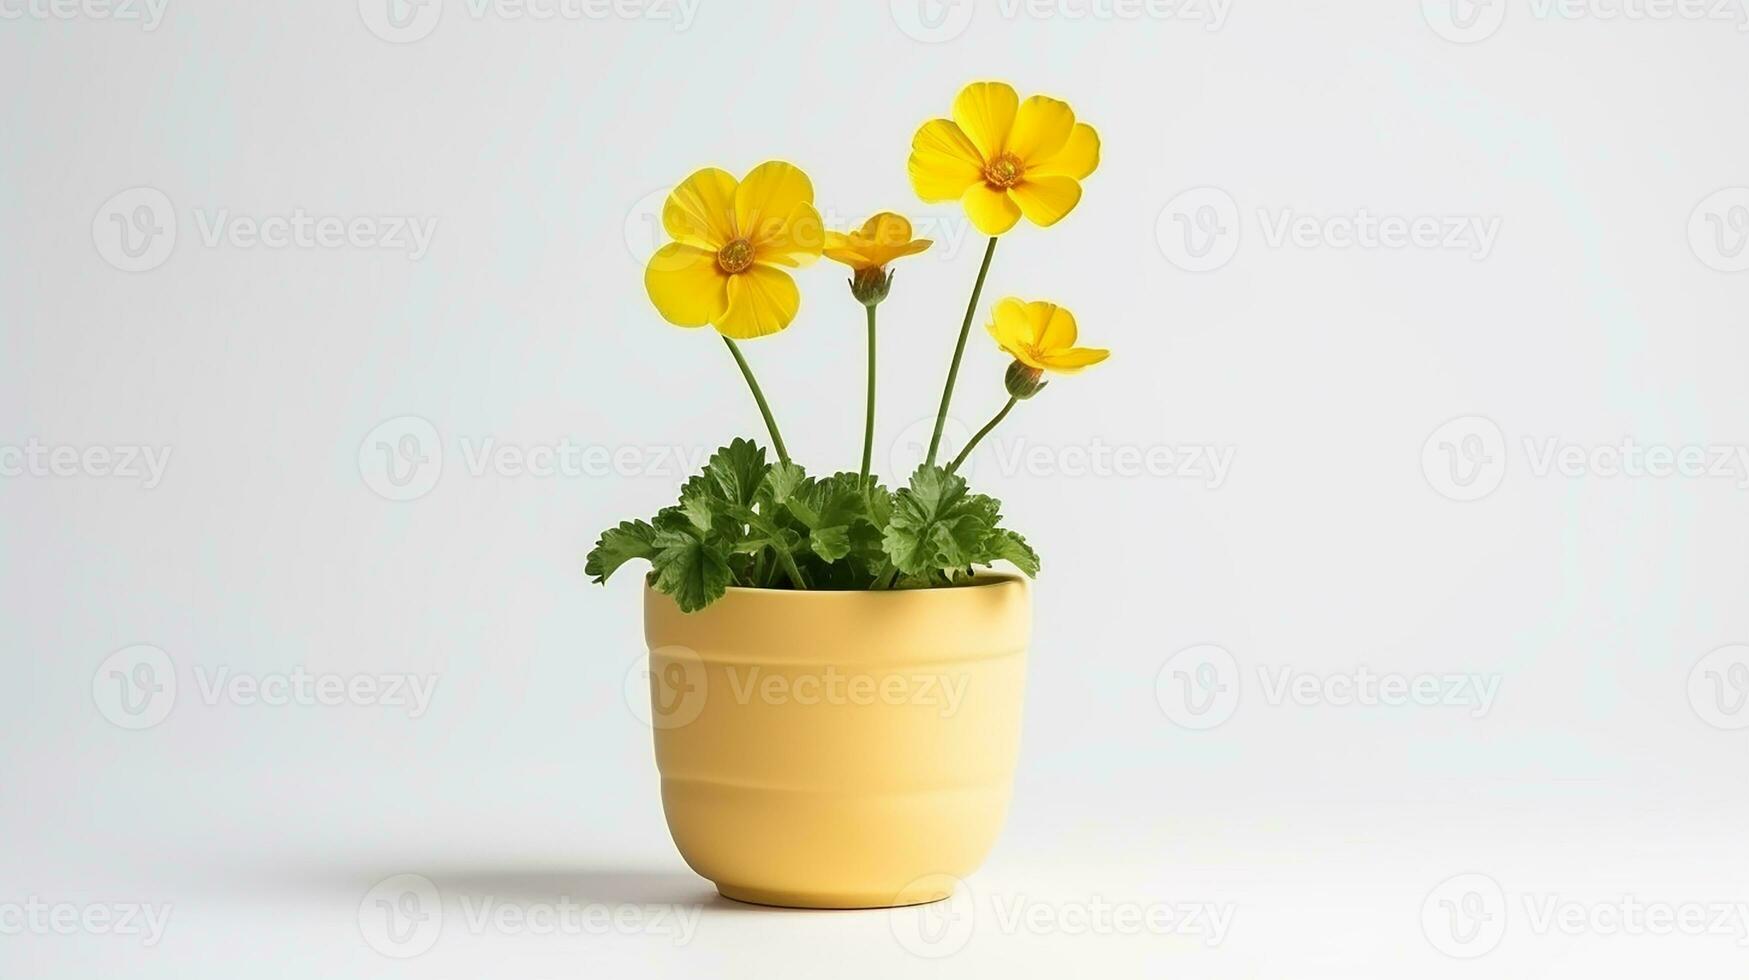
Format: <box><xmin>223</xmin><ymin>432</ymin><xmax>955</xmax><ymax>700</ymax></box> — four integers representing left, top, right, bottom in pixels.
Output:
<box><xmin>585</xmin><ymin>439</ymin><xmax>1039</xmax><ymax>612</ymax></box>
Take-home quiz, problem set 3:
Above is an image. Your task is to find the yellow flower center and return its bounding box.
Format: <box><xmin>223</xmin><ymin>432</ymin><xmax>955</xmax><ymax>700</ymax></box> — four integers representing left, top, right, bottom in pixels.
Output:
<box><xmin>716</xmin><ymin>239</ymin><xmax>755</xmax><ymax>275</ymax></box>
<box><xmin>984</xmin><ymin>154</ymin><xmax>1025</xmax><ymax>189</ymax></box>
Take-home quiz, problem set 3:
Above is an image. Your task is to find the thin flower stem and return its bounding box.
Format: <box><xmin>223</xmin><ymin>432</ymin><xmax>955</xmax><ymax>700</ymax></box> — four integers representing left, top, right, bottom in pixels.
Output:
<box><xmin>860</xmin><ymin>304</ymin><xmax>877</xmax><ymax>482</ymax></box>
<box><xmin>722</xmin><ymin>336</ymin><xmax>789</xmax><ymax>464</ymax></box>
<box><xmin>947</xmin><ymin>397</ymin><xmax>1018</xmax><ymax>474</ymax></box>
<box><xmin>924</xmin><ymin>236</ymin><xmax>998</xmax><ymax>467</ymax></box>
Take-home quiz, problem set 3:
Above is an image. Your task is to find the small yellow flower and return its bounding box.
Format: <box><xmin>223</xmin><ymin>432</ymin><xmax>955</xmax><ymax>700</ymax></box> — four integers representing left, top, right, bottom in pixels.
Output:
<box><xmin>645</xmin><ymin>161</ymin><xmax>823</xmax><ymax>340</ymax></box>
<box><xmin>823</xmin><ymin>212</ymin><xmax>933</xmax><ymax>272</ymax></box>
<box><xmin>908</xmin><ymin>81</ymin><xmax>1100</xmax><ymax>236</ymax></box>
<box><xmin>987</xmin><ymin>298</ymin><xmax>1110</xmax><ymax>373</ymax></box>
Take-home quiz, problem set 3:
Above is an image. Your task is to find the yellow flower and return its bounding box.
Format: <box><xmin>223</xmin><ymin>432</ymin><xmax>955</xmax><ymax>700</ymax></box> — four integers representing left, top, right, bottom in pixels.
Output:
<box><xmin>987</xmin><ymin>298</ymin><xmax>1109</xmax><ymax>373</ymax></box>
<box><xmin>823</xmin><ymin>212</ymin><xmax>933</xmax><ymax>272</ymax></box>
<box><xmin>645</xmin><ymin>161</ymin><xmax>823</xmax><ymax>340</ymax></box>
<box><xmin>908</xmin><ymin>81</ymin><xmax>1100</xmax><ymax>236</ymax></box>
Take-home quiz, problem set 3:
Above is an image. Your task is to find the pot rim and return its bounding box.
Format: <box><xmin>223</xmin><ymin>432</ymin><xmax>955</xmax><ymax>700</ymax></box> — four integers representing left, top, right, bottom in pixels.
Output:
<box><xmin>716</xmin><ymin>570</ymin><xmax>1026</xmax><ymax>598</ymax></box>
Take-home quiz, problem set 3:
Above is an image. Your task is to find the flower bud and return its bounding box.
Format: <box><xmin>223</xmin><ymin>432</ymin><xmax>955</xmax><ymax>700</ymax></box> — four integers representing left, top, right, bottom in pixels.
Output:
<box><xmin>849</xmin><ymin>267</ymin><xmax>893</xmax><ymax>307</ymax></box>
<box><xmin>1004</xmin><ymin>360</ymin><xmax>1048</xmax><ymax>400</ymax></box>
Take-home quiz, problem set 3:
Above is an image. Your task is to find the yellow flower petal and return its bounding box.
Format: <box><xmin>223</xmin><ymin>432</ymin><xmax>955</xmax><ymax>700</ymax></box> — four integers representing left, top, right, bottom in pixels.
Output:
<box><xmin>716</xmin><ymin>266</ymin><xmax>800</xmax><ymax>340</ymax></box>
<box><xmin>952</xmin><ymin>81</ymin><xmax>1018</xmax><ymax>161</ymax></box>
<box><xmin>1009</xmin><ymin>175</ymin><xmax>1083</xmax><ymax>227</ymax></box>
<box><xmin>909</xmin><ymin>119</ymin><xmax>985</xmax><ymax>202</ymax></box>
<box><xmin>822</xmin><ymin>230</ymin><xmax>873</xmax><ymax>268</ymax></box>
<box><xmin>645</xmin><ymin>243</ymin><xmax>730</xmax><ymax>327</ymax></box>
<box><xmin>962</xmin><ymin>183</ymin><xmax>1022</xmax><ymax>235</ymax></box>
<box><xmin>1007</xmin><ymin>96</ymin><xmax>1076</xmax><ymax>166</ymax></box>
<box><xmin>866</xmin><ymin>212</ymin><xmax>915</xmax><ymax>247</ymax></box>
<box><xmin>734</xmin><ymin>161</ymin><xmax>814</xmax><ymax>244</ymax></box>
<box><xmin>662</xmin><ymin>167</ymin><xmax>738</xmax><ymax>250</ymax></box>
<box><xmin>986</xmin><ymin>297</ymin><xmax>1036</xmax><ymax>360</ymax></box>
<box><xmin>1035</xmin><ymin>302</ymin><xmax>1077</xmax><ymax>350</ymax></box>
<box><xmin>1035</xmin><ymin>346</ymin><xmax>1110</xmax><ymax>372</ymax></box>
<box><xmin>752</xmin><ymin>201</ymin><xmax>823</xmax><ymax>269</ymax></box>
<box><xmin>1030</xmin><ymin>123</ymin><xmax>1100</xmax><ymax>180</ymax></box>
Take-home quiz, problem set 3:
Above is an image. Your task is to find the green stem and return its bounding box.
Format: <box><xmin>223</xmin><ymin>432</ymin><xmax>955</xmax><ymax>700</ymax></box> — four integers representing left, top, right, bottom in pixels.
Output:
<box><xmin>872</xmin><ymin>562</ymin><xmax>900</xmax><ymax>590</ymax></box>
<box><xmin>860</xmin><ymin>304</ymin><xmax>877</xmax><ymax>482</ymax></box>
<box><xmin>722</xmin><ymin>336</ymin><xmax>789</xmax><ymax>464</ymax></box>
<box><xmin>925</xmin><ymin>236</ymin><xmax>998</xmax><ymax>467</ymax></box>
<box><xmin>947</xmin><ymin>397</ymin><xmax>1018</xmax><ymax>474</ymax></box>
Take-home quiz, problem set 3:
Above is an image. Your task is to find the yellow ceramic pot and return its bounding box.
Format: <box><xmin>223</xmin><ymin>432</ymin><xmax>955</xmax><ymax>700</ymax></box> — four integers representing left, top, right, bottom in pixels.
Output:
<box><xmin>643</xmin><ymin>574</ymin><xmax>1030</xmax><ymax>909</ymax></box>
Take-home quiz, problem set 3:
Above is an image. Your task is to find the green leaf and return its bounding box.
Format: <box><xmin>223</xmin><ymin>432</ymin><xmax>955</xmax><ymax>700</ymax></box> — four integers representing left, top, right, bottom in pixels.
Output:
<box><xmin>585</xmin><ymin>520</ymin><xmax>658</xmax><ymax>584</ymax></box>
<box><xmin>704</xmin><ymin>438</ymin><xmax>769</xmax><ymax>508</ymax></box>
<box><xmin>761</xmin><ymin>461</ymin><xmax>808</xmax><ymax>506</ymax></box>
<box><xmin>986</xmin><ymin>528</ymin><xmax>1040</xmax><ymax>576</ymax></box>
<box><xmin>808</xmin><ymin>525</ymin><xmax>853</xmax><ymax>562</ymax></box>
<box><xmin>650</xmin><ymin>529</ymin><xmax>732</xmax><ymax>613</ymax></box>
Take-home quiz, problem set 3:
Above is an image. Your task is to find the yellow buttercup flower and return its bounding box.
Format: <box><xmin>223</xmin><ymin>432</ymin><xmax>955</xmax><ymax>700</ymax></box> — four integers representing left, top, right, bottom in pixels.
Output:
<box><xmin>908</xmin><ymin>81</ymin><xmax>1100</xmax><ymax>236</ymax></box>
<box><xmin>987</xmin><ymin>298</ymin><xmax>1109</xmax><ymax>373</ymax></box>
<box><xmin>645</xmin><ymin>161</ymin><xmax>824</xmax><ymax>340</ymax></box>
<box><xmin>824</xmin><ymin>212</ymin><xmax>933</xmax><ymax>272</ymax></box>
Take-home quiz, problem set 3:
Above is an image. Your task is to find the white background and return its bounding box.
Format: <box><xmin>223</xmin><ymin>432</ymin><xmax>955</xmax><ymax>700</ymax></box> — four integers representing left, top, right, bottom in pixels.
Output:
<box><xmin>4</xmin><ymin>0</ymin><xmax>1749</xmax><ymax>976</ymax></box>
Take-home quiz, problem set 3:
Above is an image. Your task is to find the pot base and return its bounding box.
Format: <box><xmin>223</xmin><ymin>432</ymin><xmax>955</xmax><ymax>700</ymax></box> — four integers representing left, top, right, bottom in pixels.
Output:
<box><xmin>715</xmin><ymin>882</ymin><xmax>953</xmax><ymax>910</ymax></box>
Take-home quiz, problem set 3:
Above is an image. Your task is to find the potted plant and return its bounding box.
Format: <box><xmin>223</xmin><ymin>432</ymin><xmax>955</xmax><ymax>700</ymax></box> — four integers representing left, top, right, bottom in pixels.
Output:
<box><xmin>587</xmin><ymin>80</ymin><xmax>1107</xmax><ymax>909</ymax></box>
